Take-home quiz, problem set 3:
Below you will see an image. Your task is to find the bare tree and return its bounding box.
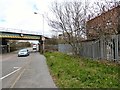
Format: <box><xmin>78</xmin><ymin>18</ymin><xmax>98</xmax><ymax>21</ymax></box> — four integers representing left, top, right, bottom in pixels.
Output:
<box><xmin>48</xmin><ymin>1</ymin><xmax>86</xmax><ymax>55</ymax></box>
<box><xmin>88</xmin><ymin>0</ymin><xmax>119</xmax><ymax>19</ymax></box>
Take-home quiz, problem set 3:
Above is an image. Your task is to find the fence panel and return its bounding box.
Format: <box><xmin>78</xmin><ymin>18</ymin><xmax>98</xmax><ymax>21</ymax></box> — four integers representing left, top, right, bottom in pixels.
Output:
<box><xmin>118</xmin><ymin>34</ymin><xmax>120</xmax><ymax>59</ymax></box>
<box><xmin>45</xmin><ymin>45</ymin><xmax>58</xmax><ymax>52</ymax></box>
<box><xmin>58</xmin><ymin>44</ymin><xmax>73</xmax><ymax>54</ymax></box>
<box><xmin>58</xmin><ymin>35</ymin><xmax>120</xmax><ymax>61</ymax></box>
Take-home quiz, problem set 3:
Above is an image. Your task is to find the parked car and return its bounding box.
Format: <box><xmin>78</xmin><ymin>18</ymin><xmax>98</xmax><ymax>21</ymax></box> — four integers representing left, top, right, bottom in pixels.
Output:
<box><xmin>18</xmin><ymin>49</ymin><xmax>29</xmax><ymax>57</ymax></box>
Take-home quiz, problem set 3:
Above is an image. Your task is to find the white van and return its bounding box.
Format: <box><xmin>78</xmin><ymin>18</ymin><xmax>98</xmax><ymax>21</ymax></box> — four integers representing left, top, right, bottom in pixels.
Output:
<box><xmin>33</xmin><ymin>44</ymin><xmax>37</xmax><ymax>51</ymax></box>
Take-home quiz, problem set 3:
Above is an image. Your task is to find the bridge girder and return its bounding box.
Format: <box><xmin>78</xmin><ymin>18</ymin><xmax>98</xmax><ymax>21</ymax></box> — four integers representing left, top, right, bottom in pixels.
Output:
<box><xmin>0</xmin><ymin>31</ymin><xmax>42</xmax><ymax>40</ymax></box>
<box><xmin>0</xmin><ymin>31</ymin><xmax>44</xmax><ymax>53</ymax></box>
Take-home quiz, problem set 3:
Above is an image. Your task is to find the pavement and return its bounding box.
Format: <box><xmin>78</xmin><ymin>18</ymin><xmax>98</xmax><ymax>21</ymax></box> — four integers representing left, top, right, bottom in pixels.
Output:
<box><xmin>1</xmin><ymin>48</ymin><xmax>57</xmax><ymax>88</ymax></box>
<box><xmin>12</xmin><ymin>53</ymin><xmax>57</xmax><ymax>88</ymax></box>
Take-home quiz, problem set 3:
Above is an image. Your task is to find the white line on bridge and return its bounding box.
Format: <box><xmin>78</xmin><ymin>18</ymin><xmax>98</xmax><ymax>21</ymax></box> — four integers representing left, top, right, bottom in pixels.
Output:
<box><xmin>0</xmin><ymin>67</ymin><xmax>21</xmax><ymax>80</ymax></box>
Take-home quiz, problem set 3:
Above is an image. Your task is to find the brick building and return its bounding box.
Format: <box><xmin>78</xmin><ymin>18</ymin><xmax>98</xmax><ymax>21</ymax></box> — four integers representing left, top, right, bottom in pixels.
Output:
<box><xmin>86</xmin><ymin>5</ymin><xmax>120</xmax><ymax>40</ymax></box>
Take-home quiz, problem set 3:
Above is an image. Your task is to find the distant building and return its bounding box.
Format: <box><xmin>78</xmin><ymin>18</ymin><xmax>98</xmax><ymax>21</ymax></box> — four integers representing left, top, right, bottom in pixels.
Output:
<box><xmin>86</xmin><ymin>5</ymin><xmax>120</xmax><ymax>40</ymax></box>
<box><xmin>58</xmin><ymin>33</ymin><xmax>85</xmax><ymax>44</ymax></box>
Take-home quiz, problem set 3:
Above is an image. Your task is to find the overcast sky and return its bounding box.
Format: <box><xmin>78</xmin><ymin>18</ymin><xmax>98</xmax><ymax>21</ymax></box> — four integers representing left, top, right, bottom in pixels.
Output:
<box><xmin>0</xmin><ymin>0</ymin><xmax>56</xmax><ymax>37</ymax></box>
<box><xmin>0</xmin><ymin>0</ymin><xmax>94</xmax><ymax>37</ymax></box>
<box><xmin>0</xmin><ymin>0</ymin><xmax>116</xmax><ymax>37</ymax></box>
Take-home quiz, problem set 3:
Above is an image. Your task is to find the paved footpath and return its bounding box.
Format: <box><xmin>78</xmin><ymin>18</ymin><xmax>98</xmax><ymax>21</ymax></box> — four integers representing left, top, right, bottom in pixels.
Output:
<box><xmin>12</xmin><ymin>52</ymin><xmax>57</xmax><ymax>88</ymax></box>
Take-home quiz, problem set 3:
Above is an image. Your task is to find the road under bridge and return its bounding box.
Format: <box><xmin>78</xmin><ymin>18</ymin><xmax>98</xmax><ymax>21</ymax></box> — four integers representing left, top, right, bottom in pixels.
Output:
<box><xmin>0</xmin><ymin>31</ymin><xmax>45</xmax><ymax>54</ymax></box>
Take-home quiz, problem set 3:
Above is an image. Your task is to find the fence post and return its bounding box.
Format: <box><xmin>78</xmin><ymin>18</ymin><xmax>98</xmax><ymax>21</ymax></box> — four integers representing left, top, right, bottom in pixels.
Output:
<box><xmin>104</xmin><ymin>39</ymin><xmax>107</xmax><ymax>60</ymax></box>
<box><xmin>92</xmin><ymin>41</ymin><xmax>94</xmax><ymax>59</ymax></box>
<box><xmin>100</xmin><ymin>38</ymin><xmax>104</xmax><ymax>59</ymax></box>
<box><xmin>115</xmin><ymin>35</ymin><xmax>119</xmax><ymax>61</ymax></box>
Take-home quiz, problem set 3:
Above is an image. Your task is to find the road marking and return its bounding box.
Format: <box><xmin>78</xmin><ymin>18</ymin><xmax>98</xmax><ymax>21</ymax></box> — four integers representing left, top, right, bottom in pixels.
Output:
<box><xmin>10</xmin><ymin>57</ymin><xmax>33</xmax><ymax>88</ymax></box>
<box><xmin>13</xmin><ymin>67</ymin><xmax>19</xmax><ymax>69</ymax></box>
<box><xmin>0</xmin><ymin>67</ymin><xmax>21</xmax><ymax>80</ymax></box>
<box><xmin>10</xmin><ymin>69</ymin><xmax>26</xmax><ymax>88</ymax></box>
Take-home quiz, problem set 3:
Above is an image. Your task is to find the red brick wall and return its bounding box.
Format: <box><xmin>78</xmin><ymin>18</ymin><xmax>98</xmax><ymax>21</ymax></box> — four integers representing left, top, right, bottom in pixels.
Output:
<box><xmin>86</xmin><ymin>6</ymin><xmax>120</xmax><ymax>40</ymax></box>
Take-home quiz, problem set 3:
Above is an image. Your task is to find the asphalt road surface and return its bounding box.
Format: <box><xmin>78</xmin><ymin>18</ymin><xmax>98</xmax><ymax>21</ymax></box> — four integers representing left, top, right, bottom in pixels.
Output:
<box><xmin>1</xmin><ymin>48</ymin><xmax>56</xmax><ymax>88</ymax></box>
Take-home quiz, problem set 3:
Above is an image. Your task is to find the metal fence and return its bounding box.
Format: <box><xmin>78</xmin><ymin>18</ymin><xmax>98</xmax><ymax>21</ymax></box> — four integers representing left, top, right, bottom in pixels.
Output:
<box><xmin>45</xmin><ymin>45</ymin><xmax>58</xmax><ymax>52</ymax></box>
<box><xmin>58</xmin><ymin>34</ymin><xmax>120</xmax><ymax>61</ymax></box>
<box><xmin>80</xmin><ymin>35</ymin><xmax>120</xmax><ymax>61</ymax></box>
<box><xmin>58</xmin><ymin>44</ymin><xmax>73</xmax><ymax>54</ymax></box>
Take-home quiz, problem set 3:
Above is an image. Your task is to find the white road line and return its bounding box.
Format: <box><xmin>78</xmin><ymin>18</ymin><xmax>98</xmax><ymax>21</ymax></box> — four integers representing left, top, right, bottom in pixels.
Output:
<box><xmin>13</xmin><ymin>67</ymin><xmax>19</xmax><ymax>69</ymax></box>
<box><xmin>10</xmin><ymin>69</ymin><xmax>26</xmax><ymax>88</ymax></box>
<box><xmin>0</xmin><ymin>67</ymin><xmax>21</xmax><ymax>80</ymax></box>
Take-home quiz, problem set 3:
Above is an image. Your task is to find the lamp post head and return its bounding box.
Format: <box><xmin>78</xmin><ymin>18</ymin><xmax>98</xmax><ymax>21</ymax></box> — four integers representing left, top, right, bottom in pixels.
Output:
<box><xmin>34</xmin><ymin>12</ymin><xmax>38</xmax><ymax>14</ymax></box>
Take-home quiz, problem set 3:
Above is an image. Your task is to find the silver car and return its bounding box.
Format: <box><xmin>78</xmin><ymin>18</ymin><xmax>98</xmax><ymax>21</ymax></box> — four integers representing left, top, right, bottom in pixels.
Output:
<box><xmin>18</xmin><ymin>49</ymin><xmax>29</xmax><ymax>57</ymax></box>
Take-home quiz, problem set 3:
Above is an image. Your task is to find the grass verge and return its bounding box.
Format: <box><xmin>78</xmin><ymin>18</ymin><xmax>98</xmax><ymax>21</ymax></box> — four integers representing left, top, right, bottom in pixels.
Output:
<box><xmin>44</xmin><ymin>52</ymin><xmax>119</xmax><ymax>88</ymax></box>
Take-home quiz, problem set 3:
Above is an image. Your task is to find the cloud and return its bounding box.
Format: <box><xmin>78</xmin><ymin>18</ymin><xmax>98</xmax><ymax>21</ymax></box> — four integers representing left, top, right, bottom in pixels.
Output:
<box><xmin>33</xmin><ymin>4</ymin><xmax>39</xmax><ymax>11</ymax></box>
<box><xmin>0</xmin><ymin>19</ymin><xmax>6</xmax><ymax>22</ymax></box>
<box><xmin>0</xmin><ymin>1</ymin><xmax>44</xmax><ymax>29</ymax></box>
<box><xmin>0</xmin><ymin>0</ymin><xmax>56</xmax><ymax>37</ymax></box>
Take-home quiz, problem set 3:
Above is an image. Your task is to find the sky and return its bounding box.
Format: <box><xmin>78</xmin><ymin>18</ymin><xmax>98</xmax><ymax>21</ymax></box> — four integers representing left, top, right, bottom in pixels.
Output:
<box><xmin>0</xmin><ymin>0</ymin><xmax>117</xmax><ymax>38</ymax></box>
<box><xmin>0</xmin><ymin>0</ymin><xmax>56</xmax><ymax>37</ymax></box>
<box><xmin>0</xmin><ymin>0</ymin><xmax>96</xmax><ymax>37</ymax></box>
<box><xmin>0</xmin><ymin>0</ymin><xmax>69</xmax><ymax>44</ymax></box>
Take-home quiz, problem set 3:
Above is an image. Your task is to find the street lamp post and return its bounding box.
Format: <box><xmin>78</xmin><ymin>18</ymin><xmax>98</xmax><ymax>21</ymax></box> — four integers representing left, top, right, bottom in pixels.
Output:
<box><xmin>34</xmin><ymin>12</ymin><xmax>44</xmax><ymax>35</ymax></box>
<box><xmin>34</xmin><ymin>12</ymin><xmax>45</xmax><ymax>53</ymax></box>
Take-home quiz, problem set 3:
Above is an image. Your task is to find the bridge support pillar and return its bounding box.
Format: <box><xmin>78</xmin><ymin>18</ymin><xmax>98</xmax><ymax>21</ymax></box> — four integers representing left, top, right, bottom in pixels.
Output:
<box><xmin>38</xmin><ymin>40</ymin><xmax>41</xmax><ymax>53</ymax></box>
<box><xmin>39</xmin><ymin>36</ymin><xmax>45</xmax><ymax>54</ymax></box>
<box><xmin>7</xmin><ymin>43</ymin><xmax>10</xmax><ymax>53</ymax></box>
<box><xmin>1</xmin><ymin>39</ymin><xmax>9</xmax><ymax>53</ymax></box>
<box><xmin>39</xmin><ymin>40</ymin><xmax>44</xmax><ymax>54</ymax></box>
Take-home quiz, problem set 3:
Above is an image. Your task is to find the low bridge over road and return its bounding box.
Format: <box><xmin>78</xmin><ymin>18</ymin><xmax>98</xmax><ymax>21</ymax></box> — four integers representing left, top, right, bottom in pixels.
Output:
<box><xmin>0</xmin><ymin>28</ymin><xmax>46</xmax><ymax>53</ymax></box>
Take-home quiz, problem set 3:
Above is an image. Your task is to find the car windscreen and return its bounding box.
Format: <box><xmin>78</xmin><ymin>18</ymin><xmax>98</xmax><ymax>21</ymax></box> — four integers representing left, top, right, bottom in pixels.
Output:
<box><xmin>20</xmin><ymin>50</ymin><xmax>27</xmax><ymax>52</ymax></box>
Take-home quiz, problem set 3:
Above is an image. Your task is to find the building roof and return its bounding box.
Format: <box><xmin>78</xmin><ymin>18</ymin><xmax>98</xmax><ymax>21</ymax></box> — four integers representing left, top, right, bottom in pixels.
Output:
<box><xmin>87</xmin><ymin>5</ymin><xmax>120</xmax><ymax>23</ymax></box>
